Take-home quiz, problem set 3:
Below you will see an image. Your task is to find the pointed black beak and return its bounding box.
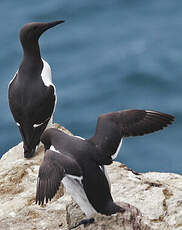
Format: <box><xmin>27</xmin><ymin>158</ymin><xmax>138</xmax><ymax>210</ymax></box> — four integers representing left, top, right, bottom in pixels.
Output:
<box><xmin>20</xmin><ymin>20</ymin><xmax>65</xmax><ymax>45</ymax></box>
<box><xmin>42</xmin><ymin>20</ymin><xmax>65</xmax><ymax>32</ymax></box>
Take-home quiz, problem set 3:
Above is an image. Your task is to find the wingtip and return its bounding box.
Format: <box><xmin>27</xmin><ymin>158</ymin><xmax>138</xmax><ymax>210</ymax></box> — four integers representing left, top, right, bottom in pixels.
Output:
<box><xmin>146</xmin><ymin>110</ymin><xmax>175</xmax><ymax>124</ymax></box>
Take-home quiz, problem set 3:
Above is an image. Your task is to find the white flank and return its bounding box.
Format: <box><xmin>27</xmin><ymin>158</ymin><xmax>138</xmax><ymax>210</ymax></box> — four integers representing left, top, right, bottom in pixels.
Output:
<box><xmin>111</xmin><ymin>138</ymin><xmax>123</xmax><ymax>160</ymax></box>
<box><xmin>99</xmin><ymin>165</ymin><xmax>111</xmax><ymax>190</ymax></box>
<box><xmin>66</xmin><ymin>174</ymin><xmax>83</xmax><ymax>183</ymax></box>
<box><xmin>62</xmin><ymin>176</ymin><xmax>97</xmax><ymax>217</ymax></box>
<box><xmin>46</xmin><ymin>116</ymin><xmax>53</xmax><ymax>129</ymax></box>
<box><xmin>33</xmin><ymin>122</ymin><xmax>44</xmax><ymax>128</ymax></box>
<box><xmin>16</xmin><ymin>122</ymin><xmax>20</xmax><ymax>127</ymax></box>
<box><xmin>33</xmin><ymin>117</ymin><xmax>54</xmax><ymax>129</ymax></box>
<box><xmin>50</xmin><ymin>145</ymin><xmax>60</xmax><ymax>153</ymax></box>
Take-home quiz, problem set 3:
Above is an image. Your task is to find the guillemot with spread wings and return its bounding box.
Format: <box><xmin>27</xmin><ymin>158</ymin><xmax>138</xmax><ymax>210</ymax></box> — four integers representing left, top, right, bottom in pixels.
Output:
<box><xmin>36</xmin><ymin>109</ymin><xmax>174</xmax><ymax>229</ymax></box>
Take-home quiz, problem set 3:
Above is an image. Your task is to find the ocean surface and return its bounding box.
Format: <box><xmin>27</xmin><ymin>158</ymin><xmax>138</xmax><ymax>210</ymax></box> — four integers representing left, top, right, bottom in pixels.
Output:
<box><xmin>0</xmin><ymin>1</ymin><xmax>181</xmax><ymax>173</ymax></box>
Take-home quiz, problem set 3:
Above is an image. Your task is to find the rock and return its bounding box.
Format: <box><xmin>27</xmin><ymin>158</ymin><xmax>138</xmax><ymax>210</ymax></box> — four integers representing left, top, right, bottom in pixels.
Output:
<box><xmin>0</xmin><ymin>124</ymin><xmax>182</xmax><ymax>230</ymax></box>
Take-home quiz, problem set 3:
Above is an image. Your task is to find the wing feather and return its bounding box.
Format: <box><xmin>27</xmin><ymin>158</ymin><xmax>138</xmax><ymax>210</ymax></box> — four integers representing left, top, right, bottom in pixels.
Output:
<box><xmin>88</xmin><ymin>109</ymin><xmax>174</xmax><ymax>163</ymax></box>
<box><xmin>36</xmin><ymin>149</ymin><xmax>82</xmax><ymax>205</ymax></box>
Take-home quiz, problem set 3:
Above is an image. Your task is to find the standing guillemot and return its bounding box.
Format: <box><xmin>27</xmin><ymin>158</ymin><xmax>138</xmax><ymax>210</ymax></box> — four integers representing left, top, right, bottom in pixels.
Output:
<box><xmin>36</xmin><ymin>109</ymin><xmax>174</xmax><ymax>228</ymax></box>
<box><xmin>8</xmin><ymin>20</ymin><xmax>64</xmax><ymax>158</ymax></box>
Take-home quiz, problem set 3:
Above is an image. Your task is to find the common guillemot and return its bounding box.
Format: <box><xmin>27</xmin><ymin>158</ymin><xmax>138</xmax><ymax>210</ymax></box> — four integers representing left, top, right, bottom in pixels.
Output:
<box><xmin>8</xmin><ymin>20</ymin><xmax>64</xmax><ymax>158</ymax></box>
<box><xmin>36</xmin><ymin>109</ymin><xmax>174</xmax><ymax>228</ymax></box>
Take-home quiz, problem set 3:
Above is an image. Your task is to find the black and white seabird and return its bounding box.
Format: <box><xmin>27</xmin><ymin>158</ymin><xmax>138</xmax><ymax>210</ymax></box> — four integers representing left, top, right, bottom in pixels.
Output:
<box><xmin>36</xmin><ymin>109</ymin><xmax>174</xmax><ymax>228</ymax></box>
<box><xmin>8</xmin><ymin>20</ymin><xmax>64</xmax><ymax>158</ymax></box>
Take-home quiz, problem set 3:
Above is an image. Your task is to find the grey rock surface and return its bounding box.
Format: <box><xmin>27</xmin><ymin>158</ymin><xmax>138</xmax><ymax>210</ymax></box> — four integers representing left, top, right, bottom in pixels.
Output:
<box><xmin>0</xmin><ymin>124</ymin><xmax>181</xmax><ymax>230</ymax></box>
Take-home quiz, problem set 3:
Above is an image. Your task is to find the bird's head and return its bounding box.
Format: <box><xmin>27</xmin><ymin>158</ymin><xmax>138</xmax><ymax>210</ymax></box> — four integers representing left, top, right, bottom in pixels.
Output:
<box><xmin>40</xmin><ymin>128</ymin><xmax>55</xmax><ymax>151</ymax></box>
<box><xmin>20</xmin><ymin>20</ymin><xmax>64</xmax><ymax>45</ymax></box>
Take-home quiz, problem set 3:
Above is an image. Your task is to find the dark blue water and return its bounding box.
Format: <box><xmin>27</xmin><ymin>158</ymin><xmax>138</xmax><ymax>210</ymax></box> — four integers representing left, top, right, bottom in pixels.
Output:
<box><xmin>0</xmin><ymin>1</ymin><xmax>181</xmax><ymax>173</ymax></box>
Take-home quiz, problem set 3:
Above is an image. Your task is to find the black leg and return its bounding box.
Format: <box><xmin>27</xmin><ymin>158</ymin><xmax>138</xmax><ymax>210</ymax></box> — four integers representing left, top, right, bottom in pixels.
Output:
<box><xmin>69</xmin><ymin>218</ymin><xmax>94</xmax><ymax>229</ymax></box>
<box><xmin>119</xmin><ymin>206</ymin><xmax>125</xmax><ymax>213</ymax></box>
<box><xmin>104</xmin><ymin>204</ymin><xmax>125</xmax><ymax>216</ymax></box>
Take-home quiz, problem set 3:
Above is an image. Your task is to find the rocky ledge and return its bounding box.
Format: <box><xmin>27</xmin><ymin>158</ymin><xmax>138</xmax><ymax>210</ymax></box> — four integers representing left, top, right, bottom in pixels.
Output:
<box><xmin>0</xmin><ymin>124</ymin><xmax>182</xmax><ymax>230</ymax></box>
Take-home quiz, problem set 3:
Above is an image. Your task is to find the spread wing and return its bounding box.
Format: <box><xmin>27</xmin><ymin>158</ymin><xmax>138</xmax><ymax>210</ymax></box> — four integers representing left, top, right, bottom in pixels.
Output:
<box><xmin>88</xmin><ymin>109</ymin><xmax>174</xmax><ymax>164</ymax></box>
<box><xmin>36</xmin><ymin>149</ymin><xmax>82</xmax><ymax>205</ymax></box>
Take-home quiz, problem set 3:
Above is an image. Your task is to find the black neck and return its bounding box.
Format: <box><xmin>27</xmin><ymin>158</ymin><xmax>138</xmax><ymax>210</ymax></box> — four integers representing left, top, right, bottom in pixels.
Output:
<box><xmin>22</xmin><ymin>40</ymin><xmax>41</xmax><ymax>60</ymax></box>
<box><xmin>19</xmin><ymin>42</ymin><xmax>43</xmax><ymax>76</ymax></box>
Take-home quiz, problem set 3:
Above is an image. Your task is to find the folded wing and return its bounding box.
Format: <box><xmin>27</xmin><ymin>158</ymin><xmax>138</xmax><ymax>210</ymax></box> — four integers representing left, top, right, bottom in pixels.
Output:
<box><xmin>36</xmin><ymin>149</ymin><xmax>82</xmax><ymax>205</ymax></box>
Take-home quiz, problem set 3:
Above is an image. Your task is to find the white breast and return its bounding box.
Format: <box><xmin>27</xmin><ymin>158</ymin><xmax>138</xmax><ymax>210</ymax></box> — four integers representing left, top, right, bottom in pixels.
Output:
<box><xmin>41</xmin><ymin>58</ymin><xmax>57</xmax><ymax>122</ymax></box>
<box><xmin>41</xmin><ymin>59</ymin><xmax>53</xmax><ymax>87</ymax></box>
<box><xmin>62</xmin><ymin>176</ymin><xmax>97</xmax><ymax>217</ymax></box>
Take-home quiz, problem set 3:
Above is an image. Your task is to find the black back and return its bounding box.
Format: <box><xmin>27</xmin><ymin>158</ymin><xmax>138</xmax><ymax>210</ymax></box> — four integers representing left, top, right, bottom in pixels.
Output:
<box><xmin>40</xmin><ymin>128</ymin><xmax>121</xmax><ymax>214</ymax></box>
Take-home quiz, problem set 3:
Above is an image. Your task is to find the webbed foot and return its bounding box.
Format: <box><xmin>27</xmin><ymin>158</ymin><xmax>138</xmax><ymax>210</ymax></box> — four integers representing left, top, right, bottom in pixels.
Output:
<box><xmin>70</xmin><ymin>218</ymin><xmax>94</xmax><ymax>229</ymax></box>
